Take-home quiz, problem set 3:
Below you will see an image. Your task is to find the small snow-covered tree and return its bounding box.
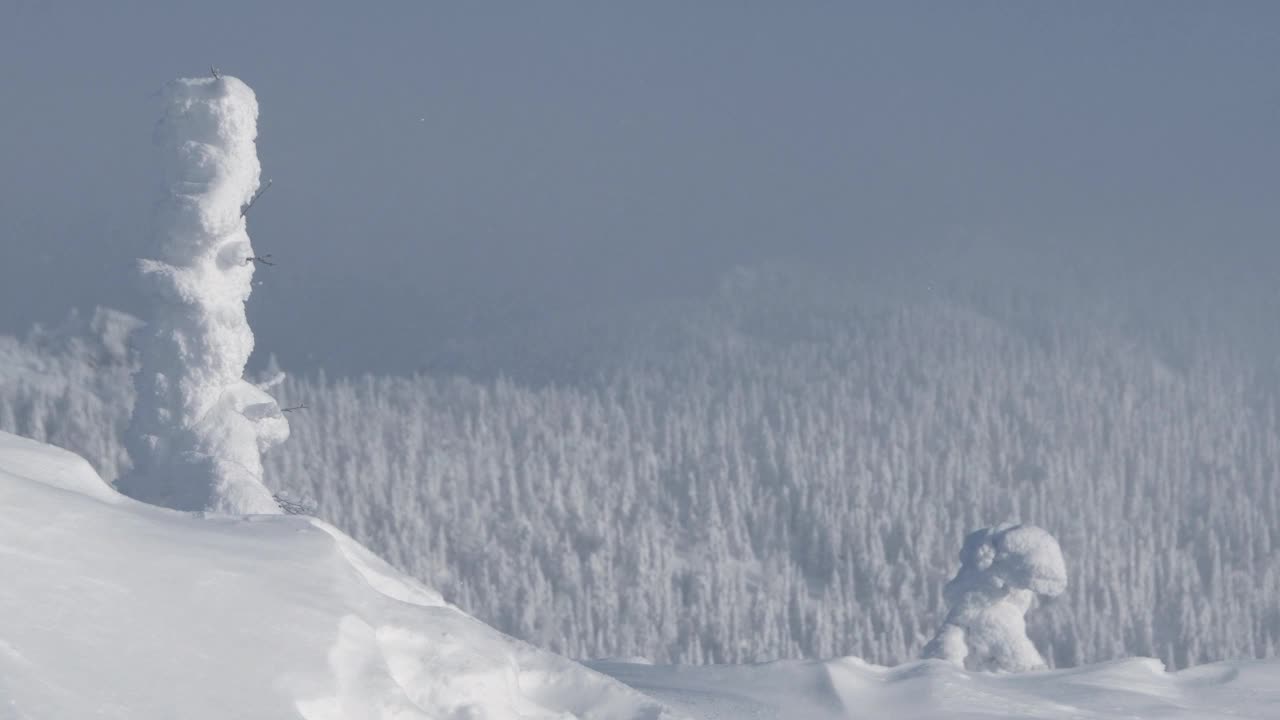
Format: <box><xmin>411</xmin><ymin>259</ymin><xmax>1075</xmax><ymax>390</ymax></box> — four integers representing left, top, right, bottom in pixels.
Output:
<box><xmin>923</xmin><ymin>524</ymin><xmax>1067</xmax><ymax>672</ymax></box>
<box><xmin>117</xmin><ymin>75</ymin><xmax>287</xmax><ymax>514</ymax></box>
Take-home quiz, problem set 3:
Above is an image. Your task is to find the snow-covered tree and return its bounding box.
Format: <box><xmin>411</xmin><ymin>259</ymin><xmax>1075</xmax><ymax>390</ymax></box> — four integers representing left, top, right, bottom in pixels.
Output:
<box><xmin>116</xmin><ymin>75</ymin><xmax>287</xmax><ymax>514</ymax></box>
<box><xmin>923</xmin><ymin>524</ymin><xmax>1067</xmax><ymax>672</ymax></box>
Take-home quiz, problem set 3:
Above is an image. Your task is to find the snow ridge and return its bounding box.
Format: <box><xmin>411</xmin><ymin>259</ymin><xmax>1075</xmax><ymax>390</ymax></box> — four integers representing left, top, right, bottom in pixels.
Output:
<box><xmin>0</xmin><ymin>430</ymin><xmax>675</xmax><ymax>719</ymax></box>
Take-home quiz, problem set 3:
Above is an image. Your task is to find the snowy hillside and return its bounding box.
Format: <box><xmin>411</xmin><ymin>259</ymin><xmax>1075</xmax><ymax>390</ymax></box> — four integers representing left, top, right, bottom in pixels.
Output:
<box><xmin>5</xmin><ymin>430</ymin><xmax>1279</xmax><ymax>720</ymax></box>
<box><xmin>5</xmin><ymin>284</ymin><xmax>1280</xmax><ymax>670</ymax></box>
<box><xmin>0</xmin><ymin>430</ymin><xmax>672</xmax><ymax>720</ymax></box>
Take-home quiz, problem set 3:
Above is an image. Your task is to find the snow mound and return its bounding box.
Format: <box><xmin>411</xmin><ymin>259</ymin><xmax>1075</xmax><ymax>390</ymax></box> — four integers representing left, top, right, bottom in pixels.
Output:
<box><xmin>594</xmin><ymin>655</ymin><xmax>1280</xmax><ymax>719</ymax></box>
<box><xmin>0</xmin><ymin>431</ymin><xmax>674</xmax><ymax>719</ymax></box>
<box><xmin>0</xmin><ymin>429</ymin><xmax>122</xmax><ymax>504</ymax></box>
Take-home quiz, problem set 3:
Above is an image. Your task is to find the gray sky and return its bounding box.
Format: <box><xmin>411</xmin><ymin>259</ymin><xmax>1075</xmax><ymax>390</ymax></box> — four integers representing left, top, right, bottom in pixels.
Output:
<box><xmin>2</xmin><ymin>1</ymin><xmax>1278</xmax><ymax>374</ymax></box>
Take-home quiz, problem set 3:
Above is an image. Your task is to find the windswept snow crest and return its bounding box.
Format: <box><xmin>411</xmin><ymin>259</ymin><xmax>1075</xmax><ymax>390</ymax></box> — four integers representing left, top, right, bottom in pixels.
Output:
<box><xmin>594</xmin><ymin>655</ymin><xmax>1280</xmax><ymax>720</ymax></box>
<box><xmin>0</xmin><ymin>431</ymin><xmax>674</xmax><ymax>719</ymax></box>
<box><xmin>118</xmin><ymin>75</ymin><xmax>287</xmax><ymax>515</ymax></box>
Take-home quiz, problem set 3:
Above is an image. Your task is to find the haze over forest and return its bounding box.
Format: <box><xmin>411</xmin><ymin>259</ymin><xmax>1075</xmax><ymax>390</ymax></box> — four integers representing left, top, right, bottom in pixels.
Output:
<box><xmin>3</xmin><ymin>2</ymin><xmax>1279</xmax><ymax>376</ymax></box>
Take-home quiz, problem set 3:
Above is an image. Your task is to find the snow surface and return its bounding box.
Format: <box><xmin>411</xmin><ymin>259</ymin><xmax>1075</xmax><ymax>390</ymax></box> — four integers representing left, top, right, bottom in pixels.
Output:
<box><xmin>4</xmin><ymin>431</ymin><xmax>1279</xmax><ymax>719</ymax></box>
<box><xmin>119</xmin><ymin>75</ymin><xmax>286</xmax><ymax>514</ymax></box>
<box><xmin>593</xmin><ymin>656</ymin><xmax>1280</xmax><ymax>720</ymax></box>
<box><xmin>0</xmin><ymin>431</ymin><xmax>672</xmax><ymax>720</ymax></box>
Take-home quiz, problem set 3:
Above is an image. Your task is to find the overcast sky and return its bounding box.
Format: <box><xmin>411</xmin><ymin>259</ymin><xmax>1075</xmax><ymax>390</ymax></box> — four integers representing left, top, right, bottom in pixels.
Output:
<box><xmin>2</xmin><ymin>2</ymin><xmax>1278</xmax><ymax>373</ymax></box>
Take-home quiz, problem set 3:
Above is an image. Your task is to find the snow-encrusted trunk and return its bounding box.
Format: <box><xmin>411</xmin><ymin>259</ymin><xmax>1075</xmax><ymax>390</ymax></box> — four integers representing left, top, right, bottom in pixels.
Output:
<box><xmin>117</xmin><ymin>76</ymin><xmax>287</xmax><ymax>514</ymax></box>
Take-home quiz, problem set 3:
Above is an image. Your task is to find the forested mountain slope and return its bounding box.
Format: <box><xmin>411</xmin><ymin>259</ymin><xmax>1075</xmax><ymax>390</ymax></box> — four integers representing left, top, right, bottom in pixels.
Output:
<box><xmin>4</xmin><ymin>268</ymin><xmax>1278</xmax><ymax>669</ymax></box>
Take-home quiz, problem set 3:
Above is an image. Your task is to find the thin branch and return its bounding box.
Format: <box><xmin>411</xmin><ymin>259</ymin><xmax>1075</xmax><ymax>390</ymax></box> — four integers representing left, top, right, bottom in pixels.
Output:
<box><xmin>281</xmin><ymin>404</ymin><xmax>308</xmax><ymax>413</ymax></box>
<box><xmin>211</xmin><ymin>66</ymin><xmax>222</xmax><ymax>80</ymax></box>
<box><xmin>272</xmin><ymin>493</ymin><xmax>315</xmax><ymax>516</ymax></box>
<box><xmin>244</xmin><ymin>254</ymin><xmax>274</xmax><ymax>267</ymax></box>
<box><xmin>240</xmin><ymin>178</ymin><xmax>273</xmax><ymax>217</ymax></box>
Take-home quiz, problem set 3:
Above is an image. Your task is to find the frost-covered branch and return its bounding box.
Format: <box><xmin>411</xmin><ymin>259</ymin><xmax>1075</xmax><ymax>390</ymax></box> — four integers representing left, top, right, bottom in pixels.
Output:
<box><xmin>240</xmin><ymin>177</ymin><xmax>272</xmax><ymax>217</ymax></box>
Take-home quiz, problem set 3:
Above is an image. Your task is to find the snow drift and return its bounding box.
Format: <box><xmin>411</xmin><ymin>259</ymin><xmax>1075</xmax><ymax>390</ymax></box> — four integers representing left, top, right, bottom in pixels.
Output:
<box><xmin>118</xmin><ymin>75</ymin><xmax>287</xmax><ymax>515</ymax></box>
<box><xmin>0</xmin><ymin>431</ymin><xmax>673</xmax><ymax>719</ymax></box>
<box><xmin>594</xmin><ymin>655</ymin><xmax>1280</xmax><ymax>720</ymax></box>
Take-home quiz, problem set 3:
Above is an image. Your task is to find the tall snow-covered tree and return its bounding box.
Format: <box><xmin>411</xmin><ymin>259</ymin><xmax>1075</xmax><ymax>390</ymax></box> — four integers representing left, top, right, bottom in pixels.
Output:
<box><xmin>117</xmin><ymin>75</ymin><xmax>287</xmax><ymax>514</ymax></box>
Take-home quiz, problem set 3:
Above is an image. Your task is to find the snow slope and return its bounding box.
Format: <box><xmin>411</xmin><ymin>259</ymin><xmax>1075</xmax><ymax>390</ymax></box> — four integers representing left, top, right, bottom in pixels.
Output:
<box><xmin>4</xmin><ymin>430</ymin><xmax>1279</xmax><ymax>720</ymax></box>
<box><xmin>592</xmin><ymin>656</ymin><xmax>1280</xmax><ymax>720</ymax></box>
<box><xmin>0</xmin><ymin>431</ymin><xmax>673</xmax><ymax>720</ymax></box>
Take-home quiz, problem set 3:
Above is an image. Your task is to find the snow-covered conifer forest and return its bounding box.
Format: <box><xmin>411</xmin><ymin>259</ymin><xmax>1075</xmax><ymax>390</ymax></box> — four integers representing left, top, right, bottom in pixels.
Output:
<box><xmin>6</xmin><ymin>4</ymin><xmax>1280</xmax><ymax>715</ymax></box>
<box><xmin>5</xmin><ymin>264</ymin><xmax>1279</xmax><ymax>671</ymax></box>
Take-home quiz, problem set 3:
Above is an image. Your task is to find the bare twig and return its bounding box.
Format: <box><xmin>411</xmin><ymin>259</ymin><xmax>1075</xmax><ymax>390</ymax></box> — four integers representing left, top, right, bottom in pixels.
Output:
<box><xmin>281</xmin><ymin>404</ymin><xmax>308</xmax><ymax>413</ymax></box>
<box><xmin>240</xmin><ymin>178</ymin><xmax>273</xmax><ymax>217</ymax></box>
<box><xmin>211</xmin><ymin>66</ymin><xmax>222</xmax><ymax>80</ymax></box>
<box><xmin>244</xmin><ymin>254</ymin><xmax>274</xmax><ymax>267</ymax></box>
<box><xmin>272</xmin><ymin>493</ymin><xmax>315</xmax><ymax>515</ymax></box>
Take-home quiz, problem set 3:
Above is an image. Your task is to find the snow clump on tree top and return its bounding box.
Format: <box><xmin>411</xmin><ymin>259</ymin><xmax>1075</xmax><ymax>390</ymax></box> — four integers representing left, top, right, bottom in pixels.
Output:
<box><xmin>922</xmin><ymin>523</ymin><xmax>1067</xmax><ymax>672</ymax></box>
<box><xmin>116</xmin><ymin>75</ymin><xmax>287</xmax><ymax>514</ymax></box>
